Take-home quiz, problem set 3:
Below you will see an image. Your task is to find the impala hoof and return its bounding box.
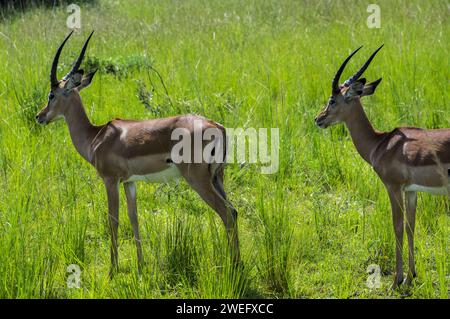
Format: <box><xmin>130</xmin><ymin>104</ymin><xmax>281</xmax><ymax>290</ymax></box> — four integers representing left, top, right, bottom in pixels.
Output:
<box><xmin>404</xmin><ymin>273</ymin><xmax>417</xmax><ymax>286</ymax></box>
<box><xmin>109</xmin><ymin>266</ymin><xmax>119</xmax><ymax>279</ymax></box>
<box><xmin>391</xmin><ymin>275</ymin><xmax>404</xmax><ymax>290</ymax></box>
<box><xmin>233</xmin><ymin>259</ymin><xmax>244</xmax><ymax>270</ymax></box>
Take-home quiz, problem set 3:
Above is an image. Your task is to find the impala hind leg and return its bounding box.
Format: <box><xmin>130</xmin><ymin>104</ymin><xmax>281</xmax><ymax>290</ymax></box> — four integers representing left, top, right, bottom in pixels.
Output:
<box><xmin>124</xmin><ymin>181</ymin><xmax>143</xmax><ymax>275</ymax></box>
<box><xmin>179</xmin><ymin>165</ymin><xmax>240</xmax><ymax>264</ymax></box>
<box><xmin>386</xmin><ymin>185</ymin><xmax>405</xmax><ymax>289</ymax></box>
<box><xmin>212</xmin><ymin>167</ymin><xmax>227</xmax><ymax>200</ymax></box>
<box><xmin>405</xmin><ymin>191</ymin><xmax>417</xmax><ymax>286</ymax></box>
<box><xmin>104</xmin><ymin>178</ymin><xmax>120</xmax><ymax>277</ymax></box>
<box><xmin>212</xmin><ymin>167</ymin><xmax>241</xmax><ymax>264</ymax></box>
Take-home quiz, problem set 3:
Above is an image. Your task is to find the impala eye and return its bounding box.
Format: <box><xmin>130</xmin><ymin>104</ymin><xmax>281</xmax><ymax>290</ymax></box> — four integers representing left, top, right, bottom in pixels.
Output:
<box><xmin>48</xmin><ymin>93</ymin><xmax>55</xmax><ymax>101</ymax></box>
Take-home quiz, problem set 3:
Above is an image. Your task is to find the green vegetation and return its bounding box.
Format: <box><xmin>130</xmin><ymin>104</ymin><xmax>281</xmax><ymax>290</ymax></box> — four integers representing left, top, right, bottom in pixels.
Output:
<box><xmin>0</xmin><ymin>0</ymin><xmax>448</xmax><ymax>298</ymax></box>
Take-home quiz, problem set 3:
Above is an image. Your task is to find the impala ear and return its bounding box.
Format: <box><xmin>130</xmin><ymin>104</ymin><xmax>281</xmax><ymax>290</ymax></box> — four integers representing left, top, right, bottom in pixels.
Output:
<box><xmin>362</xmin><ymin>78</ymin><xmax>382</xmax><ymax>96</ymax></box>
<box><xmin>344</xmin><ymin>78</ymin><xmax>366</xmax><ymax>100</ymax></box>
<box><xmin>64</xmin><ymin>70</ymin><xmax>84</xmax><ymax>90</ymax></box>
<box><xmin>77</xmin><ymin>69</ymin><xmax>97</xmax><ymax>91</ymax></box>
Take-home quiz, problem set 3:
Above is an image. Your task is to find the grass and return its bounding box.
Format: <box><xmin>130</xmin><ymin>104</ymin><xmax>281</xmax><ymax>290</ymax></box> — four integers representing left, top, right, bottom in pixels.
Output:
<box><xmin>0</xmin><ymin>0</ymin><xmax>448</xmax><ymax>298</ymax></box>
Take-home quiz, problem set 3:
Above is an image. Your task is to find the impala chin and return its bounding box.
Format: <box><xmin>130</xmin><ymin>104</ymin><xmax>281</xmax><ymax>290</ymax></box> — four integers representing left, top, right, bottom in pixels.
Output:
<box><xmin>315</xmin><ymin>113</ymin><xmax>337</xmax><ymax>128</ymax></box>
<box><xmin>315</xmin><ymin>118</ymin><xmax>326</xmax><ymax>128</ymax></box>
<box><xmin>315</xmin><ymin>119</ymin><xmax>333</xmax><ymax>129</ymax></box>
<box><xmin>36</xmin><ymin>113</ymin><xmax>52</xmax><ymax>125</ymax></box>
<box><xmin>36</xmin><ymin>117</ymin><xmax>48</xmax><ymax>125</ymax></box>
<box><xmin>36</xmin><ymin>112</ymin><xmax>64</xmax><ymax>125</ymax></box>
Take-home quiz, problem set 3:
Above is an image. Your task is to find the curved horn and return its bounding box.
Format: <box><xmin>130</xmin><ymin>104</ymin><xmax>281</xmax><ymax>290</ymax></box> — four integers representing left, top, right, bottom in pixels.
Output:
<box><xmin>343</xmin><ymin>44</ymin><xmax>384</xmax><ymax>87</ymax></box>
<box><xmin>50</xmin><ymin>31</ymin><xmax>74</xmax><ymax>87</ymax></box>
<box><xmin>332</xmin><ymin>46</ymin><xmax>362</xmax><ymax>94</ymax></box>
<box><xmin>63</xmin><ymin>31</ymin><xmax>94</xmax><ymax>81</ymax></box>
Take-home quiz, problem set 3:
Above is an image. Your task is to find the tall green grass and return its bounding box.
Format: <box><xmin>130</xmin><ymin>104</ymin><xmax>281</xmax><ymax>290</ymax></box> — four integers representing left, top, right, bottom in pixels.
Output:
<box><xmin>0</xmin><ymin>0</ymin><xmax>448</xmax><ymax>298</ymax></box>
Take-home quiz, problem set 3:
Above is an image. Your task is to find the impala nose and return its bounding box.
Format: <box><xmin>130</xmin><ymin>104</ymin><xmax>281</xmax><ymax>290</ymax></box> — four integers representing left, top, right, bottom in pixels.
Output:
<box><xmin>315</xmin><ymin>115</ymin><xmax>326</xmax><ymax>128</ymax></box>
<box><xmin>315</xmin><ymin>116</ymin><xmax>322</xmax><ymax>125</ymax></box>
<box><xmin>36</xmin><ymin>114</ymin><xmax>46</xmax><ymax>125</ymax></box>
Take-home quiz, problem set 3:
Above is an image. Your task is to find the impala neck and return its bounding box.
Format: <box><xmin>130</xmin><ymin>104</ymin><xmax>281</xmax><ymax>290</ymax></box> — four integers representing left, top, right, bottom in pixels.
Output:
<box><xmin>343</xmin><ymin>99</ymin><xmax>381</xmax><ymax>165</ymax></box>
<box><xmin>64</xmin><ymin>93</ymin><xmax>98</xmax><ymax>163</ymax></box>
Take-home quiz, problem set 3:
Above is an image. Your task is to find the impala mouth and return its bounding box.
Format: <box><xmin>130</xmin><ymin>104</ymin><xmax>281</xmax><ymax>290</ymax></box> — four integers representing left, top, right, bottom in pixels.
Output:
<box><xmin>315</xmin><ymin>118</ymin><xmax>328</xmax><ymax>129</ymax></box>
<box><xmin>36</xmin><ymin>115</ymin><xmax>48</xmax><ymax>125</ymax></box>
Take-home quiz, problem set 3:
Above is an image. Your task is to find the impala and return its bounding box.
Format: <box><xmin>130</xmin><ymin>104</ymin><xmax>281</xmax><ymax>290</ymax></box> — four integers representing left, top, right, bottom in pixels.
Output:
<box><xmin>36</xmin><ymin>31</ymin><xmax>240</xmax><ymax>275</ymax></box>
<box><xmin>315</xmin><ymin>45</ymin><xmax>450</xmax><ymax>288</ymax></box>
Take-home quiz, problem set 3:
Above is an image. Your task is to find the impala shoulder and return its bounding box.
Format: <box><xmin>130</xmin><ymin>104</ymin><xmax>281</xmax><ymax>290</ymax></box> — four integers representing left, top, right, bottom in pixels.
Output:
<box><xmin>90</xmin><ymin>122</ymin><xmax>122</xmax><ymax>155</ymax></box>
<box><xmin>376</xmin><ymin>128</ymin><xmax>405</xmax><ymax>152</ymax></box>
<box><xmin>369</xmin><ymin>130</ymin><xmax>402</xmax><ymax>165</ymax></box>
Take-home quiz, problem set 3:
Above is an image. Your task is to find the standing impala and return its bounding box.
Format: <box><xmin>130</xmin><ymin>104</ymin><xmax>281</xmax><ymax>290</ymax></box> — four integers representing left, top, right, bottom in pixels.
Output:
<box><xmin>315</xmin><ymin>46</ymin><xmax>450</xmax><ymax>288</ymax></box>
<box><xmin>36</xmin><ymin>31</ymin><xmax>240</xmax><ymax>275</ymax></box>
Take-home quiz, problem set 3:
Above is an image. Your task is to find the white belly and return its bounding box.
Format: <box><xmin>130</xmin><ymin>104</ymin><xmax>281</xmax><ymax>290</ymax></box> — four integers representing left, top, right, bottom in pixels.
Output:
<box><xmin>124</xmin><ymin>165</ymin><xmax>181</xmax><ymax>183</ymax></box>
<box><xmin>404</xmin><ymin>184</ymin><xmax>449</xmax><ymax>195</ymax></box>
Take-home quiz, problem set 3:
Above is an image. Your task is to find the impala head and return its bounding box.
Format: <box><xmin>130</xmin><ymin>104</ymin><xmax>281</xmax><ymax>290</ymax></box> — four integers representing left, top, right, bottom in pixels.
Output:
<box><xmin>315</xmin><ymin>45</ymin><xmax>384</xmax><ymax>128</ymax></box>
<box><xmin>36</xmin><ymin>31</ymin><xmax>97</xmax><ymax>125</ymax></box>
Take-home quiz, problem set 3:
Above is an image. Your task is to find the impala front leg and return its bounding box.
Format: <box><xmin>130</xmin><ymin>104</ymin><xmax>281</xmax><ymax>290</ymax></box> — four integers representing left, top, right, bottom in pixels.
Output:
<box><xmin>386</xmin><ymin>185</ymin><xmax>405</xmax><ymax>289</ymax></box>
<box><xmin>405</xmin><ymin>191</ymin><xmax>417</xmax><ymax>285</ymax></box>
<box><xmin>124</xmin><ymin>181</ymin><xmax>143</xmax><ymax>274</ymax></box>
<box><xmin>105</xmin><ymin>178</ymin><xmax>120</xmax><ymax>277</ymax></box>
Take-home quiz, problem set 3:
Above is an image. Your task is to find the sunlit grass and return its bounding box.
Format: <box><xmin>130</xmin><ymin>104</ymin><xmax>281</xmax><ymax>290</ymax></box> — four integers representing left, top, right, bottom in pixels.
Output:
<box><xmin>0</xmin><ymin>0</ymin><xmax>448</xmax><ymax>298</ymax></box>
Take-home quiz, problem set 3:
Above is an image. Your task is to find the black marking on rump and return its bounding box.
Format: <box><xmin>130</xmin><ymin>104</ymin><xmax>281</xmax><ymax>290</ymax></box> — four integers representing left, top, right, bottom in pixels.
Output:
<box><xmin>211</xmin><ymin>129</ymin><xmax>229</xmax><ymax>201</ymax></box>
<box><xmin>448</xmin><ymin>169</ymin><xmax>449</xmax><ymax>177</ymax></box>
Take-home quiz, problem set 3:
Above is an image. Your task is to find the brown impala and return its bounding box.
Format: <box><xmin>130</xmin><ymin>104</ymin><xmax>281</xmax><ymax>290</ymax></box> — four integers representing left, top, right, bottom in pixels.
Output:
<box><xmin>315</xmin><ymin>46</ymin><xmax>450</xmax><ymax>289</ymax></box>
<box><xmin>36</xmin><ymin>31</ymin><xmax>240</xmax><ymax>276</ymax></box>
